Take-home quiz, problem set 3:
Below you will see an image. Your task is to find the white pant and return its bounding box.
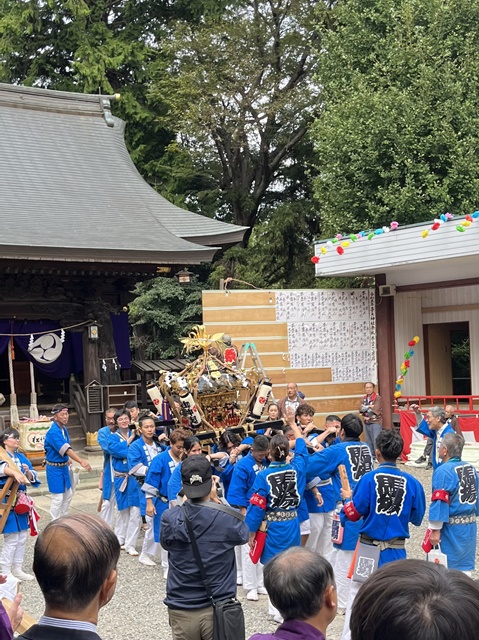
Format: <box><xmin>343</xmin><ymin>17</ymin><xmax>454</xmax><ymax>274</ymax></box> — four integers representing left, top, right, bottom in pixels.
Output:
<box><xmin>115</xmin><ymin>506</ymin><xmax>141</xmax><ymax>549</ymax></box>
<box><xmin>50</xmin><ymin>489</ymin><xmax>73</xmax><ymax>520</ymax></box>
<box><xmin>240</xmin><ymin>544</ymin><xmax>263</xmax><ymax>591</ymax></box>
<box><xmin>141</xmin><ymin>515</ymin><xmax>158</xmax><ymax>557</ymax></box>
<box><xmin>331</xmin><ymin>548</ymin><xmax>355</xmax><ymax>610</ymax></box>
<box><xmin>0</xmin><ymin>531</ymin><xmax>28</xmax><ymax>572</ymax></box>
<box><xmin>342</xmin><ymin>576</ymin><xmax>362</xmax><ymax>640</ymax></box>
<box><xmin>306</xmin><ymin>512</ymin><xmax>334</xmax><ymax>561</ymax></box>
<box><xmin>100</xmin><ymin>490</ymin><xmax>117</xmax><ymax>528</ymax></box>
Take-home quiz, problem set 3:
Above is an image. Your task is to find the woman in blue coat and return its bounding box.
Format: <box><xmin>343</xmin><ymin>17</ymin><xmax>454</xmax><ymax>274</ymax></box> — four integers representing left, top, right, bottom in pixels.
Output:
<box><xmin>106</xmin><ymin>410</ymin><xmax>141</xmax><ymax>556</ymax></box>
<box><xmin>0</xmin><ymin>429</ymin><xmax>40</xmax><ymax>580</ymax></box>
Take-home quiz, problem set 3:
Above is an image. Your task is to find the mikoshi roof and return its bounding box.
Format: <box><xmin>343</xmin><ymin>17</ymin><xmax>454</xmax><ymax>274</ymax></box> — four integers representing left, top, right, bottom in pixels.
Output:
<box><xmin>0</xmin><ymin>83</ymin><xmax>247</xmax><ymax>265</ymax></box>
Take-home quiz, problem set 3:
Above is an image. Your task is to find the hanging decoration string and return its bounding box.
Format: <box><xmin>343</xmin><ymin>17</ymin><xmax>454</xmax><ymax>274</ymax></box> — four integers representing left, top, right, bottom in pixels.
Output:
<box><xmin>394</xmin><ymin>336</ymin><xmax>420</xmax><ymax>400</ymax></box>
<box><xmin>0</xmin><ymin>320</ymin><xmax>93</xmax><ymax>337</ymax></box>
<box><xmin>102</xmin><ymin>357</ymin><xmax>120</xmax><ymax>372</ymax></box>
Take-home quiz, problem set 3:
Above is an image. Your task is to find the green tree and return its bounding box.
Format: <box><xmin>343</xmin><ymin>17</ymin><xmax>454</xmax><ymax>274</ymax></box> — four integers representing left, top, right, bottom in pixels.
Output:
<box><xmin>0</xmin><ymin>0</ymin><xmax>226</xmax><ymax>186</ymax></box>
<box><xmin>151</xmin><ymin>0</ymin><xmax>330</xmax><ymax>242</ymax></box>
<box><xmin>312</xmin><ymin>0</ymin><xmax>479</xmax><ymax>237</ymax></box>
<box><xmin>129</xmin><ymin>277</ymin><xmax>204</xmax><ymax>359</ymax></box>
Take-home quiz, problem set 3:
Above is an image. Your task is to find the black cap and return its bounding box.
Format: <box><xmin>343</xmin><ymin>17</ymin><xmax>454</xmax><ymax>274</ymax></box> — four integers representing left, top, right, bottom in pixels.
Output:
<box><xmin>181</xmin><ymin>456</ymin><xmax>212</xmax><ymax>499</ymax></box>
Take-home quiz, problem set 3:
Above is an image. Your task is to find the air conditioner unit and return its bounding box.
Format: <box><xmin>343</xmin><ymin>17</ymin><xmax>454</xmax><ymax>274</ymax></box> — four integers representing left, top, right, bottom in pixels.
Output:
<box><xmin>379</xmin><ymin>284</ymin><xmax>396</xmax><ymax>297</ymax></box>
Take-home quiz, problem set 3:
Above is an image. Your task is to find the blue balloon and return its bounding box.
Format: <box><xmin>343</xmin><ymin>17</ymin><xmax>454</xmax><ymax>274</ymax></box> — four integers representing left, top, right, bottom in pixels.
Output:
<box><xmin>440</xmin><ymin>214</ymin><xmax>447</xmax><ymax>222</ymax></box>
<box><xmin>473</xmin><ymin>211</ymin><xmax>479</xmax><ymax>219</ymax></box>
<box><xmin>374</xmin><ymin>228</ymin><xmax>383</xmax><ymax>235</ymax></box>
<box><xmin>409</xmin><ymin>349</ymin><xmax>414</xmax><ymax>356</ymax></box>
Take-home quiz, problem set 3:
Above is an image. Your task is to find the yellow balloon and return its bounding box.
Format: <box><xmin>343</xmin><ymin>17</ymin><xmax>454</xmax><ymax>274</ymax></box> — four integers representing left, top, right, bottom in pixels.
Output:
<box><xmin>421</xmin><ymin>230</ymin><xmax>429</xmax><ymax>238</ymax></box>
<box><xmin>463</xmin><ymin>220</ymin><xmax>471</xmax><ymax>227</ymax></box>
<box><xmin>320</xmin><ymin>247</ymin><xmax>327</xmax><ymax>254</ymax></box>
<box><xmin>394</xmin><ymin>391</ymin><xmax>402</xmax><ymax>398</ymax></box>
<box><xmin>414</xmin><ymin>336</ymin><xmax>420</xmax><ymax>343</ymax></box>
<box><xmin>341</xmin><ymin>241</ymin><xmax>350</xmax><ymax>248</ymax></box>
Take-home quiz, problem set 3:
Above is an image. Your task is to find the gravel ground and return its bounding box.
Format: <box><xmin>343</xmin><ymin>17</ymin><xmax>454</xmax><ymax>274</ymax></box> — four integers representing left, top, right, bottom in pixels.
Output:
<box><xmin>11</xmin><ymin>464</ymin><xmax>479</xmax><ymax>639</ymax></box>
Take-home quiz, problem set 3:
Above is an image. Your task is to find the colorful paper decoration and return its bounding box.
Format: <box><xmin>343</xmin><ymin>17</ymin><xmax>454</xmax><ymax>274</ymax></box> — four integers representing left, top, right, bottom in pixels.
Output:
<box><xmin>394</xmin><ymin>336</ymin><xmax>420</xmax><ymax>401</ymax></box>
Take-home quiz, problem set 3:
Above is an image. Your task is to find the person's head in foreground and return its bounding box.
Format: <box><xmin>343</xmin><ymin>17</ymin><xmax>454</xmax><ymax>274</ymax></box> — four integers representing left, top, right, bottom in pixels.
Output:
<box><xmin>33</xmin><ymin>514</ymin><xmax>120</xmax><ymax>622</ymax></box>
<box><xmin>350</xmin><ymin>559</ymin><xmax>479</xmax><ymax>640</ymax></box>
<box><xmin>264</xmin><ymin>547</ymin><xmax>336</xmax><ymax>633</ymax></box>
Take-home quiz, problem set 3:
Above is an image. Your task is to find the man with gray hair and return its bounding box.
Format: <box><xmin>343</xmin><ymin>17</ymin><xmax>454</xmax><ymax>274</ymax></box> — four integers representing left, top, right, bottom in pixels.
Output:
<box><xmin>249</xmin><ymin>547</ymin><xmax>337</xmax><ymax>640</ymax></box>
<box><xmin>410</xmin><ymin>405</ymin><xmax>455</xmax><ymax>469</ymax></box>
<box><xmin>426</xmin><ymin>432</ymin><xmax>479</xmax><ymax>573</ymax></box>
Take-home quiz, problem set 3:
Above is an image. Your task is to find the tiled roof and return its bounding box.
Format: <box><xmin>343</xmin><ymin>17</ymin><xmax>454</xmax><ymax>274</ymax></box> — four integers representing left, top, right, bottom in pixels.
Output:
<box><xmin>0</xmin><ymin>84</ymin><xmax>247</xmax><ymax>264</ymax></box>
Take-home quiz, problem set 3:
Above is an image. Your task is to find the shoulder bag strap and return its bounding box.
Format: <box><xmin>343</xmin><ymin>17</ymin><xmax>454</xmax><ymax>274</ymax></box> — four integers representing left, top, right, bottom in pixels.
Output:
<box><xmin>200</xmin><ymin>501</ymin><xmax>245</xmax><ymax>521</ymax></box>
<box><xmin>181</xmin><ymin>505</ymin><xmax>216</xmax><ymax>605</ymax></box>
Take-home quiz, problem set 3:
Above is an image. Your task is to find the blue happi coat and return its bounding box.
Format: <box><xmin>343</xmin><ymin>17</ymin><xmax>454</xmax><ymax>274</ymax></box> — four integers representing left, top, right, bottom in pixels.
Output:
<box><xmin>246</xmin><ymin>438</ymin><xmax>308</xmax><ymax>563</ymax></box>
<box><xmin>106</xmin><ymin>431</ymin><xmax>140</xmax><ymax>511</ymax></box>
<box><xmin>344</xmin><ymin>462</ymin><xmax>426</xmax><ymax>566</ymax></box>
<box><xmin>128</xmin><ymin>436</ymin><xmax>164</xmax><ymax>515</ymax></box>
<box><xmin>416</xmin><ymin>420</ymin><xmax>455</xmax><ymax>469</ymax></box>
<box><xmin>143</xmin><ymin>449</ymin><xmax>180</xmax><ymax>542</ymax></box>
<box><xmin>307</xmin><ymin>440</ymin><xmax>373</xmax><ymax>550</ymax></box>
<box><xmin>97</xmin><ymin>426</ymin><xmax>114</xmax><ymax>501</ymax></box>
<box><xmin>44</xmin><ymin>420</ymin><xmax>72</xmax><ymax>493</ymax></box>
<box><xmin>0</xmin><ymin>452</ymin><xmax>40</xmax><ymax>534</ymax></box>
<box><xmin>430</xmin><ymin>458</ymin><xmax>479</xmax><ymax>570</ymax></box>
<box><xmin>227</xmin><ymin>452</ymin><xmax>268</xmax><ymax>509</ymax></box>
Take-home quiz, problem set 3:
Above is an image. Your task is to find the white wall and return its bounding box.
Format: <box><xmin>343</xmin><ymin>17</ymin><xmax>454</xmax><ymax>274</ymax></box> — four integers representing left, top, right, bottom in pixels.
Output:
<box><xmin>394</xmin><ymin>284</ymin><xmax>479</xmax><ymax>396</ymax></box>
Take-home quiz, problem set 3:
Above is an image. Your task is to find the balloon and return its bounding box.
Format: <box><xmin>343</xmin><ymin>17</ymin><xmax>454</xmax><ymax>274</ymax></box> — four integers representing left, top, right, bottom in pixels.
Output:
<box><xmin>445</xmin><ymin>212</ymin><xmax>453</xmax><ymax>219</ymax></box>
<box><xmin>431</xmin><ymin>222</ymin><xmax>440</xmax><ymax>231</ymax></box>
<box><xmin>409</xmin><ymin>349</ymin><xmax>414</xmax><ymax>356</ymax></box>
<box><xmin>326</xmin><ymin>241</ymin><xmax>333</xmax><ymax>247</ymax></box>
<box><xmin>336</xmin><ymin>234</ymin><xmax>342</xmax><ymax>240</ymax></box>
<box><xmin>473</xmin><ymin>211</ymin><xmax>479</xmax><ymax>219</ymax></box>
<box><xmin>394</xmin><ymin>391</ymin><xmax>402</xmax><ymax>399</ymax></box>
<box><xmin>440</xmin><ymin>214</ymin><xmax>447</xmax><ymax>222</ymax></box>
<box><xmin>404</xmin><ymin>352</ymin><xmax>411</xmax><ymax>359</ymax></box>
<box><xmin>404</xmin><ymin>360</ymin><xmax>410</xmax><ymax>368</ymax></box>
<box><xmin>320</xmin><ymin>247</ymin><xmax>327</xmax><ymax>254</ymax></box>
<box><xmin>456</xmin><ymin>225</ymin><xmax>465</xmax><ymax>232</ymax></box>
<box><xmin>463</xmin><ymin>220</ymin><xmax>471</xmax><ymax>227</ymax></box>
<box><xmin>350</xmin><ymin>234</ymin><xmax>357</xmax><ymax>242</ymax></box>
<box><xmin>367</xmin><ymin>233</ymin><xmax>375</xmax><ymax>240</ymax></box>
<box><xmin>413</xmin><ymin>336</ymin><xmax>420</xmax><ymax>343</ymax></box>
<box><xmin>375</xmin><ymin>228</ymin><xmax>383</xmax><ymax>235</ymax></box>
<box><xmin>341</xmin><ymin>241</ymin><xmax>350</xmax><ymax>248</ymax></box>
<box><xmin>336</xmin><ymin>246</ymin><xmax>344</xmax><ymax>255</ymax></box>
<box><xmin>332</xmin><ymin>238</ymin><xmax>338</xmax><ymax>244</ymax></box>
<box><xmin>408</xmin><ymin>340</ymin><xmax>415</xmax><ymax>347</ymax></box>
<box><xmin>311</xmin><ymin>255</ymin><xmax>320</xmax><ymax>264</ymax></box>
<box><xmin>466</xmin><ymin>215</ymin><xmax>473</xmax><ymax>222</ymax></box>
<box><xmin>390</xmin><ymin>221</ymin><xmax>399</xmax><ymax>230</ymax></box>
<box><xmin>421</xmin><ymin>230</ymin><xmax>429</xmax><ymax>238</ymax></box>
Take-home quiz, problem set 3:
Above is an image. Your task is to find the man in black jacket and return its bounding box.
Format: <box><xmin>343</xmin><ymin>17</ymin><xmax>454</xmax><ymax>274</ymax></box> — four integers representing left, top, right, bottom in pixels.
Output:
<box><xmin>18</xmin><ymin>514</ymin><xmax>119</xmax><ymax>640</ymax></box>
<box><xmin>161</xmin><ymin>456</ymin><xmax>250</xmax><ymax>640</ymax></box>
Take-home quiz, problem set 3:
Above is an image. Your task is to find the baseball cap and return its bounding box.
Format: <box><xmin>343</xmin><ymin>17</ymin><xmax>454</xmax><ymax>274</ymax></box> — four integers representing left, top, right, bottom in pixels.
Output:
<box><xmin>181</xmin><ymin>456</ymin><xmax>212</xmax><ymax>499</ymax></box>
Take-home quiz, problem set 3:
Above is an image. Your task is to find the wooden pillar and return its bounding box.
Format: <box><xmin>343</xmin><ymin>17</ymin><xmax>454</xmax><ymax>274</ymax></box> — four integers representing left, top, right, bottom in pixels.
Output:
<box><xmin>375</xmin><ymin>274</ymin><xmax>396</xmax><ymax>429</ymax></box>
<box><xmin>82</xmin><ymin>330</ymin><xmax>102</xmax><ymax>433</ymax></box>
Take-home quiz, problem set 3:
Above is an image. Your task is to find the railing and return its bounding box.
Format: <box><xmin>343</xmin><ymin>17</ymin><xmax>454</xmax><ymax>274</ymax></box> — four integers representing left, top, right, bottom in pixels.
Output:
<box><xmin>397</xmin><ymin>395</ymin><xmax>479</xmax><ymax>414</ymax></box>
<box><xmin>70</xmin><ymin>377</ymin><xmax>89</xmax><ymax>435</ymax></box>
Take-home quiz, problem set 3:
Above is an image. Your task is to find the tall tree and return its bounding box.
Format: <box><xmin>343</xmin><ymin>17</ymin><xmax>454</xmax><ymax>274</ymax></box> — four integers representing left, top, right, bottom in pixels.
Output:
<box><xmin>151</xmin><ymin>0</ymin><xmax>331</xmax><ymax>242</ymax></box>
<box><xmin>129</xmin><ymin>277</ymin><xmax>203</xmax><ymax>359</ymax></box>
<box><xmin>312</xmin><ymin>0</ymin><xmax>479</xmax><ymax>237</ymax></box>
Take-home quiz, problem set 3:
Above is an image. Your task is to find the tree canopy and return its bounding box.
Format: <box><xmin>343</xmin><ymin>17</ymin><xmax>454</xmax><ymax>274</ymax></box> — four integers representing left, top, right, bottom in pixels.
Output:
<box><xmin>151</xmin><ymin>0</ymin><xmax>326</xmax><ymax>242</ymax></box>
<box><xmin>312</xmin><ymin>0</ymin><xmax>479</xmax><ymax>237</ymax></box>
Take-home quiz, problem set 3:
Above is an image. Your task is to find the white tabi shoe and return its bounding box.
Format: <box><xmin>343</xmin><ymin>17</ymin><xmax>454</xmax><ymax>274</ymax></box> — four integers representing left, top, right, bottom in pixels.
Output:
<box><xmin>11</xmin><ymin>567</ymin><xmax>34</xmax><ymax>581</ymax></box>
<box><xmin>257</xmin><ymin>587</ymin><xmax>268</xmax><ymax>595</ymax></box>
<box><xmin>139</xmin><ymin>553</ymin><xmax>156</xmax><ymax>566</ymax></box>
<box><xmin>246</xmin><ymin>589</ymin><xmax>258</xmax><ymax>601</ymax></box>
<box><xmin>125</xmin><ymin>547</ymin><xmax>139</xmax><ymax>556</ymax></box>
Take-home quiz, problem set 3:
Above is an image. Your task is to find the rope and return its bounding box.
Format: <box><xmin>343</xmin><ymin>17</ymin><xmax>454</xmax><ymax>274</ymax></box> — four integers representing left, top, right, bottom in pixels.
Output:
<box><xmin>0</xmin><ymin>320</ymin><xmax>93</xmax><ymax>337</ymax></box>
